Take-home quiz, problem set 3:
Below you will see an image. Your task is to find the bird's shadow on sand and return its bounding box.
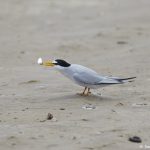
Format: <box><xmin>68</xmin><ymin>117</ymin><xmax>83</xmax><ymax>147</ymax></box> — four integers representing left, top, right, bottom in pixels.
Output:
<box><xmin>48</xmin><ymin>92</ymin><xmax>116</xmax><ymax>102</ymax></box>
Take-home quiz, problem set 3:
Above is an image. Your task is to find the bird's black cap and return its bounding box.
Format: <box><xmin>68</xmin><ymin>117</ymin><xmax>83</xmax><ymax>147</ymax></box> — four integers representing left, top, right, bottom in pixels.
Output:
<box><xmin>54</xmin><ymin>59</ymin><xmax>71</xmax><ymax>67</ymax></box>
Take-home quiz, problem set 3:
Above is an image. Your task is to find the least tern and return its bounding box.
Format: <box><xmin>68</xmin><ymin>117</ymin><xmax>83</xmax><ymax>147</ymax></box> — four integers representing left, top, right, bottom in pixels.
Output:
<box><xmin>38</xmin><ymin>58</ymin><xmax>136</xmax><ymax>96</ymax></box>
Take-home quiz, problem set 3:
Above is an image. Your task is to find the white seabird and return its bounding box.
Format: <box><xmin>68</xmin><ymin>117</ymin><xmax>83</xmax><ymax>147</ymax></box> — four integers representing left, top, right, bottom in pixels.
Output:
<box><xmin>38</xmin><ymin>58</ymin><xmax>136</xmax><ymax>96</ymax></box>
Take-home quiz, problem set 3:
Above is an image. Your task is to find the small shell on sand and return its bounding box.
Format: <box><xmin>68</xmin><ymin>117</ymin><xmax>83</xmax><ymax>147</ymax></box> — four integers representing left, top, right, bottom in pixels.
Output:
<box><xmin>82</xmin><ymin>104</ymin><xmax>96</xmax><ymax>110</ymax></box>
<box><xmin>37</xmin><ymin>58</ymin><xmax>43</xmax><ymax>65</ymax></box>
<box><xmin>129</xmin><ymin>136</ymin><xmax>142</xmax><ymax>143</ymax></box>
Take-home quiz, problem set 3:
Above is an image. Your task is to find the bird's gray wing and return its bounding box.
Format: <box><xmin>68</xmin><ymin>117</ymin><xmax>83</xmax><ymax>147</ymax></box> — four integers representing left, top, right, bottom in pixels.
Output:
<box><xmin>73</xmin><ymin>72</ymin><xmax>103</xmax><ymax>85</ymax></box>
<box><xmin>99</xmin><ymin>77</ymin><xmax>122</xmax><ymax>84</ymax></box>
<box><xmin>73</xmin><ymin>72</ymin><xmax>123</xmax><ymax>85</ymax></box>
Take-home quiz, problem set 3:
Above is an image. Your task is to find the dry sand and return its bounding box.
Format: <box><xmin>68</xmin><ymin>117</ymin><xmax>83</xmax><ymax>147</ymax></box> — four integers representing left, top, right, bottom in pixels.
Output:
<box><xmin>0</xmin><ymin>0</ymin><xmax>150</xmax><ymax>150</ymax></box>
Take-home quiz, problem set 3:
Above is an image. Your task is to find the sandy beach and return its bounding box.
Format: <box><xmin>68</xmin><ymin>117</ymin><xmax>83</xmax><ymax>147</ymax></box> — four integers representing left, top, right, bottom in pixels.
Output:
<box><xmin>0</xmin><ymin>0</ymin><xmax>150</xmax><ymax>149</ymax></box>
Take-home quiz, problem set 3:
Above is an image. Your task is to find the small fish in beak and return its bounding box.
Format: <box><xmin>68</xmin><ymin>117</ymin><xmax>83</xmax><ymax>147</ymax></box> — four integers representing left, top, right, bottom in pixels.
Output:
<box><xmin>37</xmin><ymin>58</ymin><xmax>55</xmax><ymax>67</ymax></box>
<box><xmin>37</xmin><ymin>58</ymin><xmax>43</xmax><ymax>65</ymax></box>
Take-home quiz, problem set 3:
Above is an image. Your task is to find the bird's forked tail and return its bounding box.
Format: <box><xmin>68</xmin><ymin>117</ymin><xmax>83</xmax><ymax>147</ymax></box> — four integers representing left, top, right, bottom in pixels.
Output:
<box><xmin>116</xmin><ymin>76</ymin><xmax>136</xmax><ymax>83</ymax></box>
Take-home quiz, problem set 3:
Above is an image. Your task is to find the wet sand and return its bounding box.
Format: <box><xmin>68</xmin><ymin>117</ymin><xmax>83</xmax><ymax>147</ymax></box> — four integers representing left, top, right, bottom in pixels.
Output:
<box><xmin>0</xmin><ymin>0</ymin><xmax>150</xmax><ymax>149</ymax></box>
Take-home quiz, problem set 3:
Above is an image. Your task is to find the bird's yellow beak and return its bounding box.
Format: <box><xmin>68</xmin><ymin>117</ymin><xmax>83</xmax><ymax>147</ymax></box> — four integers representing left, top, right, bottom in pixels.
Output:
<box><xmin>42</xmin><ymin>60</ymin><xmax>55</xmax><ymax>67</ymax></box>
<box><xmin>37</xmin><ymin>58</ymin><xmax>55</xmax><ymax>67</ymax></box>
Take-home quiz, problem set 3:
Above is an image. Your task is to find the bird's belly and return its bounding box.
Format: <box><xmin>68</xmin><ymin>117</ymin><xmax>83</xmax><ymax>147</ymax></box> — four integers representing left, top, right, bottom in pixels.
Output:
<box><xmin>73</xmin><ymin>80</ymin><xmax>108</xmax><ymax>89</ymax></box>
<box><xmin>86</xmin><ymin>84</ymin><xmax>108</xmax><ymax>89</ymax></box>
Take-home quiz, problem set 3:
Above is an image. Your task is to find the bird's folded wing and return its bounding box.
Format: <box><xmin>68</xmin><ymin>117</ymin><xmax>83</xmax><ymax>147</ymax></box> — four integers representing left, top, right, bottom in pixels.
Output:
<box><xmin>73</xmin><ymin>73</ymin><xmax>122</xmax><ymax>85</ymax></box>
<box><xmin>99</xmin><ymin>78</ymin><xmax>122</xmax><ymax>84</ymax></box>
<box><xmin>73</xmin><ymin>72</ymin><xmax>103</xmax><ymax>85</ymax></box>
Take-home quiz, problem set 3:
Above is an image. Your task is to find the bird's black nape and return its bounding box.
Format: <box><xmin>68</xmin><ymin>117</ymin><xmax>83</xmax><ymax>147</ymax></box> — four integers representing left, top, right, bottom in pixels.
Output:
<box><xmin>55</xmin><ymin>59</ymin><xmax>71</xmax><ymax>67</ymax></box>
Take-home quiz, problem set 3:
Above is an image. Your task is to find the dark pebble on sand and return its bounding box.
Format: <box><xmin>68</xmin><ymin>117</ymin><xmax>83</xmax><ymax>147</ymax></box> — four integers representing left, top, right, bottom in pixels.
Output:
<box><xmin>47</xmin><ymin>113</ymin><xmax>53</xmax><ymax>120</ymax></box>
<box><xmin>129</xmin><ymin>136</ymin><xmax>142</xmax><ymax>143</ymax></box>
<box><xmin>117</xmin><ymin>41</ymin><xmax>128</xmax><ymax>45</ymax></box>
<box><xmin>81</xmin><ymin>119</ymin><xmax>88</xmax><ymax>121</ymax></box>
<box><xmin>60</xmin><ymin>108</ymin><xmax>65</xmax><ymax>110</ymax></box>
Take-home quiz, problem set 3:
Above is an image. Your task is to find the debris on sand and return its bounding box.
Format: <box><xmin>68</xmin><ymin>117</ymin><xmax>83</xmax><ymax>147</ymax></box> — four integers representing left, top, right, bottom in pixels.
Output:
<box><xmin>82</xmin><ymin>104</ymin><xmax>96</xmax><ymax>110</ymax></box>
<box><xmin>72</xmin><ymin>136</ymin><xmax>77</xmax><ymax>140</ymax></box>
<box><xmin>81</xmin><ymin>119</ymin><xmax>88</xmax><ymax>121</ymax></box>
<box><xmin>129</xmin><ymin>136</ymin><xmax>142</xmax><ymax>143</ymax></box>
<box><xmin>47</xmin><ymin>113</ymin><xmax>53</xmax><ymax>120</ymax></box>
<box><xmin>115</xmin><ymin>102</ymin><xmax>124</xmax><ymax>106</ymax></box>
<box><xmin>117</xmin><ymin>41</ymin><xmax>128</xmax><ymax>45</ymax></box>
<box><xmin>132</xmin><ymin>103</ymin><xmax>148</xmax><ymax>107</ymax></box>
<box><xmin>59</xmin><ymin>108</ymin><xmax>65</xmax><ymax>110</ymax></box>
<box><xmin>111</xmin><ymin>109</ymin><xmax>116</xmax><ymax>112</ymax></box>
<box><xmin>20</xmin><ymin>80</ymin><xmax>39</xmax><ymax>84</ymax></box>
<box><xmin>39</xmin><ymin>113</ymin><xmax>55</xmax><ymax>122</ymax></box>
<box><xmin>40</xmin><ymin>119</ymin><xmax>46</xmax><ymax>122</ymax></box>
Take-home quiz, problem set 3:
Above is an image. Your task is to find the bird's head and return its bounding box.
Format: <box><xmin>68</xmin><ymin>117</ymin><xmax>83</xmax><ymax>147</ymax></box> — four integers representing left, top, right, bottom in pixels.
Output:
<box><xmin>38</xmin><ymin>58</ymin><xmax>71</xmax><ymax>68</ymax></box>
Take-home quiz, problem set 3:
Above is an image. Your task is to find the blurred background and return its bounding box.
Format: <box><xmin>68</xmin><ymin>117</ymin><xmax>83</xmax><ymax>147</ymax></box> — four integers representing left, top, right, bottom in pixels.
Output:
<box><xmin>0</xmin><ymin>0</ymin><xmax>150</xmax><ymax>67</ymax></box>
<box><xmin>0</xmin><ymin>1</ymin><xmax>150</xmax><ymax>150</ymax></box>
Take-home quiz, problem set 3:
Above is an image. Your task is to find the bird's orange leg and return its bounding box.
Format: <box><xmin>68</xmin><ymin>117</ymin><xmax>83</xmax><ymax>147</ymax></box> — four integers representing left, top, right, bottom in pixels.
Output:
<box><xmin>84</xmin><ymin>88</ymin><xmax>91</xmax><ymax>96</ymax></box>
<box><xmin>77</xmin><ymin>87</ymin><xmax>88</xmax><ymax>96</ymax></box>
<box><xmin>87</xmin><ymin>88</ymin><xmax>91</xmax><ymax>94</ymax></box>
